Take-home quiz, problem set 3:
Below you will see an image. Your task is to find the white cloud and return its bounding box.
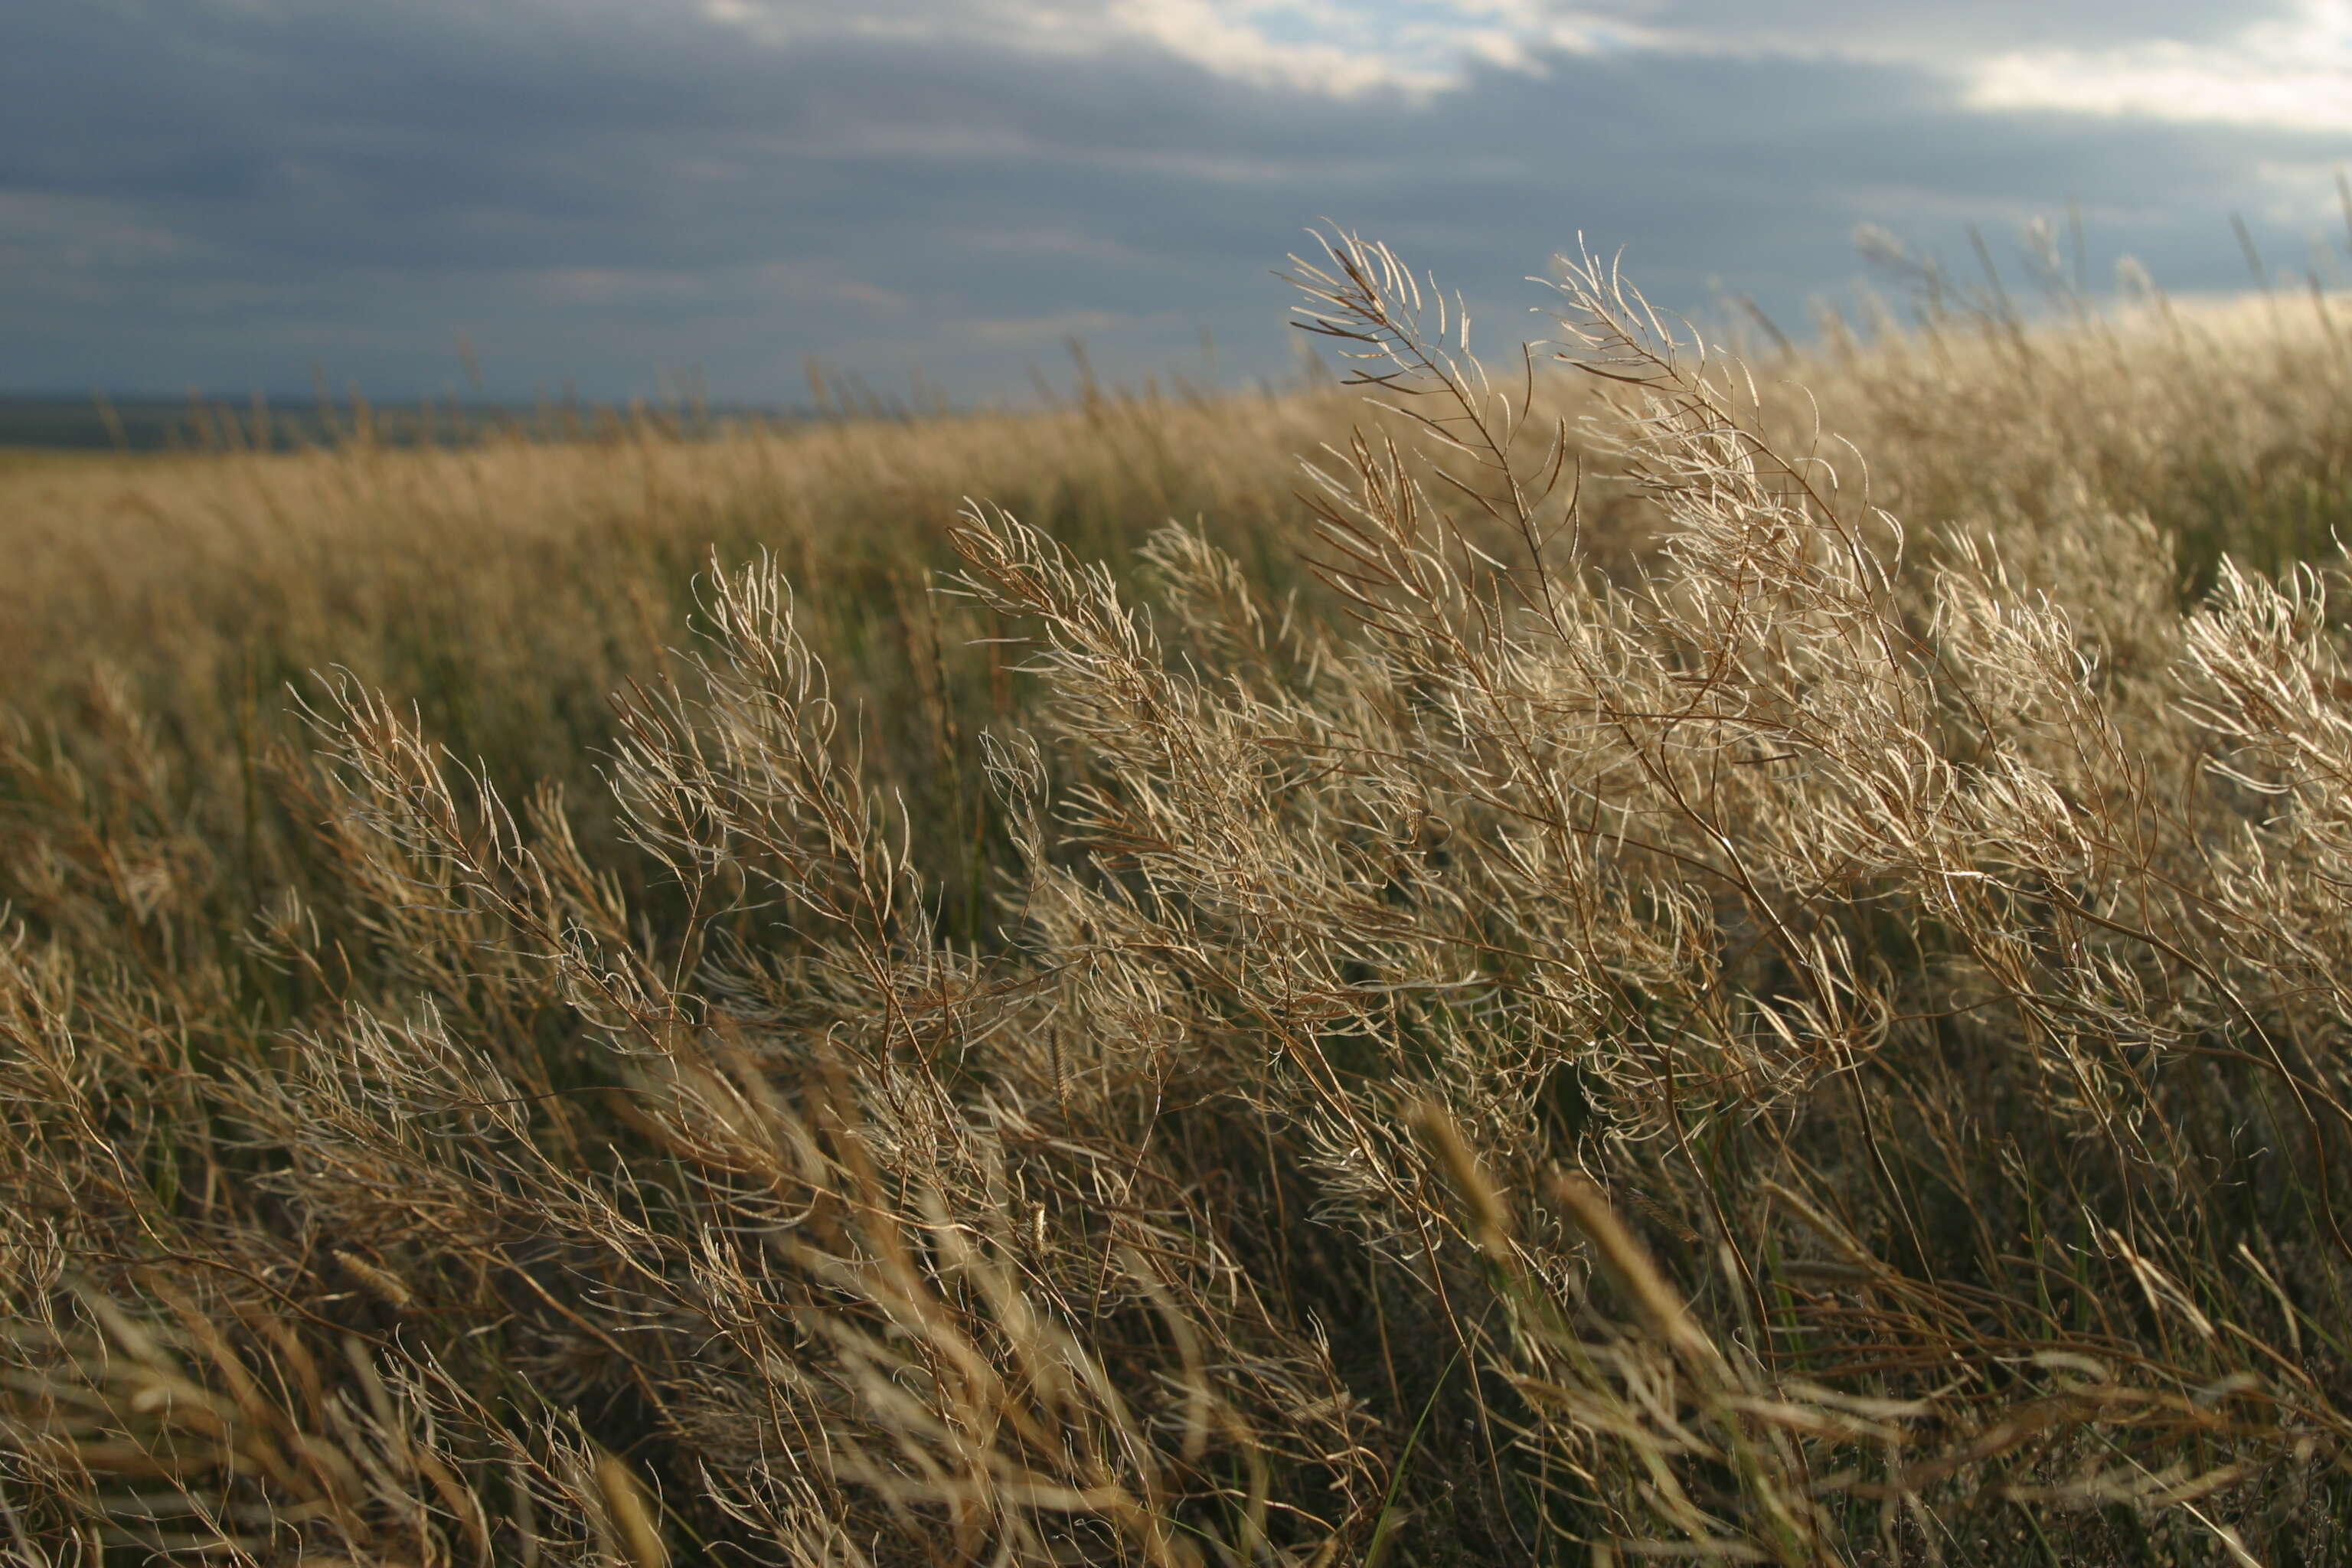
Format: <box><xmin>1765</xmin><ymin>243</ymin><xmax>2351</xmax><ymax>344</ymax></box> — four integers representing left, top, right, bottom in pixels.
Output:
<box><xmin>684</xmin><ymin>0</ymin><xmax>1625</xmax><ymax>97</ymax></box>
<box><xmin>1962</xmin><ymin>2</ymin><xmax>2352</xmax><ymax>132</ymax></box>
<box><xmin>1107</xmin><ymin>0</ymin><xmax>1455</xmax><ymax>96</ymax></box>
<box><xmin>1560</xmin><ymin>1</ymin><xmax>2299</xmax><ymax>60</ymax></box>
<box><xmin>678</xmin><ymin>0</ymin><xmax>2347</xmax><ymax>120</ymax></box>
<box><xmin>1567</xmin><ymin>0</ymin><xmax>2352</xmax><ymax>136</ymax></box>
<box><xmin>1099</xmin><ymin>0</ymin><xmax>1654</xmax><ymax>94</ymax></box>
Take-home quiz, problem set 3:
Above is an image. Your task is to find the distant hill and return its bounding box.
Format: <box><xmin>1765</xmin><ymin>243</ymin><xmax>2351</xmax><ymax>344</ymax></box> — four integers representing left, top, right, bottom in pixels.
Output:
<box><xmin>0</xmin><ymin>393</ymin><xmax>802</xmax><ymax>451</ymax></box>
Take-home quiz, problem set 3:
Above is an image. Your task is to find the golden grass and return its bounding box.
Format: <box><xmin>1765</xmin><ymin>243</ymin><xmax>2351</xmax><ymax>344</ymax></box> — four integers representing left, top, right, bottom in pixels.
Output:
<box><xmin>8</xmin><ymin>237</ymin><xmax>2352</xmax><ymax>1564</ymax></box>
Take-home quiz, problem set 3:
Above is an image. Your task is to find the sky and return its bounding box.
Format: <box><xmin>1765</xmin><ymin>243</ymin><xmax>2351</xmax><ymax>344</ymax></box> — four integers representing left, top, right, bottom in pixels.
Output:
<box><xmin>5</xmin><ymin>0</ymin><xmax>2351</xmax><ymax>403</ymax></box>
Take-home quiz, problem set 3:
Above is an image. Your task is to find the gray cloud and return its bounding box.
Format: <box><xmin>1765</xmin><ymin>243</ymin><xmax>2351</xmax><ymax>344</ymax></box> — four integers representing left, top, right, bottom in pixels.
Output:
<box><xmin>6</xmin><ymin>1</ymin><xmax>2346</xmax><ymax>401</ymax></box>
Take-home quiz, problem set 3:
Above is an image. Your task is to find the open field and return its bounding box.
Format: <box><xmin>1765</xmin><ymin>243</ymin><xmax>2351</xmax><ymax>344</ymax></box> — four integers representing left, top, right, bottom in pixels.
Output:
<box><xmin>0</xmin><ymin>394</ymin><xmax>769</xmax><ymax>456</ymax></box>
<box><xmin>8</xmin><ymin>243</ymin><xmax>2352</xmax><ymax>1565</ymax></box>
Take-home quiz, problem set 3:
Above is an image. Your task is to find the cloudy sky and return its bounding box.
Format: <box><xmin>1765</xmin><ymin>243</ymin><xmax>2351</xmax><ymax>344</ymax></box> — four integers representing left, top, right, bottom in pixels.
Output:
<box><xmin>7</xmin><ymin>0</ymin><xmax>2350</xmax><ymax>402</ymax></box>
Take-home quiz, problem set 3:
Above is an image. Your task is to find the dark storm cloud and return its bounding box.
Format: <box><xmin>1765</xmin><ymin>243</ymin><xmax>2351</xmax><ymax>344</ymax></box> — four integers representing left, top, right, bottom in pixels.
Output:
<box><xmin>4</xmin><ymin>0</ymin><xmax>2343</xmax><ymax>400</ymax></box>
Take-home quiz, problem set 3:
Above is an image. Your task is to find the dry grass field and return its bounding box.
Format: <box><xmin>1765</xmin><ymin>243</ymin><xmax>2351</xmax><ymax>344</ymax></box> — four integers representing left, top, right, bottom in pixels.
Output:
<box><xmin>8</xmin><ymin>236</ymin><xmax>2352</xmax><ymax>1565</ymax></box>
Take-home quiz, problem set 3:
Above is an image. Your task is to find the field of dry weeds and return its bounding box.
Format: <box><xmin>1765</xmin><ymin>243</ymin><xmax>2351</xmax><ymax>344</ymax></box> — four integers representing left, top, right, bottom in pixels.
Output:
<box><xmin>8</xmin><ymin>238</ymin><xmax>2352</xmax><ymax>1566</ymax></box>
